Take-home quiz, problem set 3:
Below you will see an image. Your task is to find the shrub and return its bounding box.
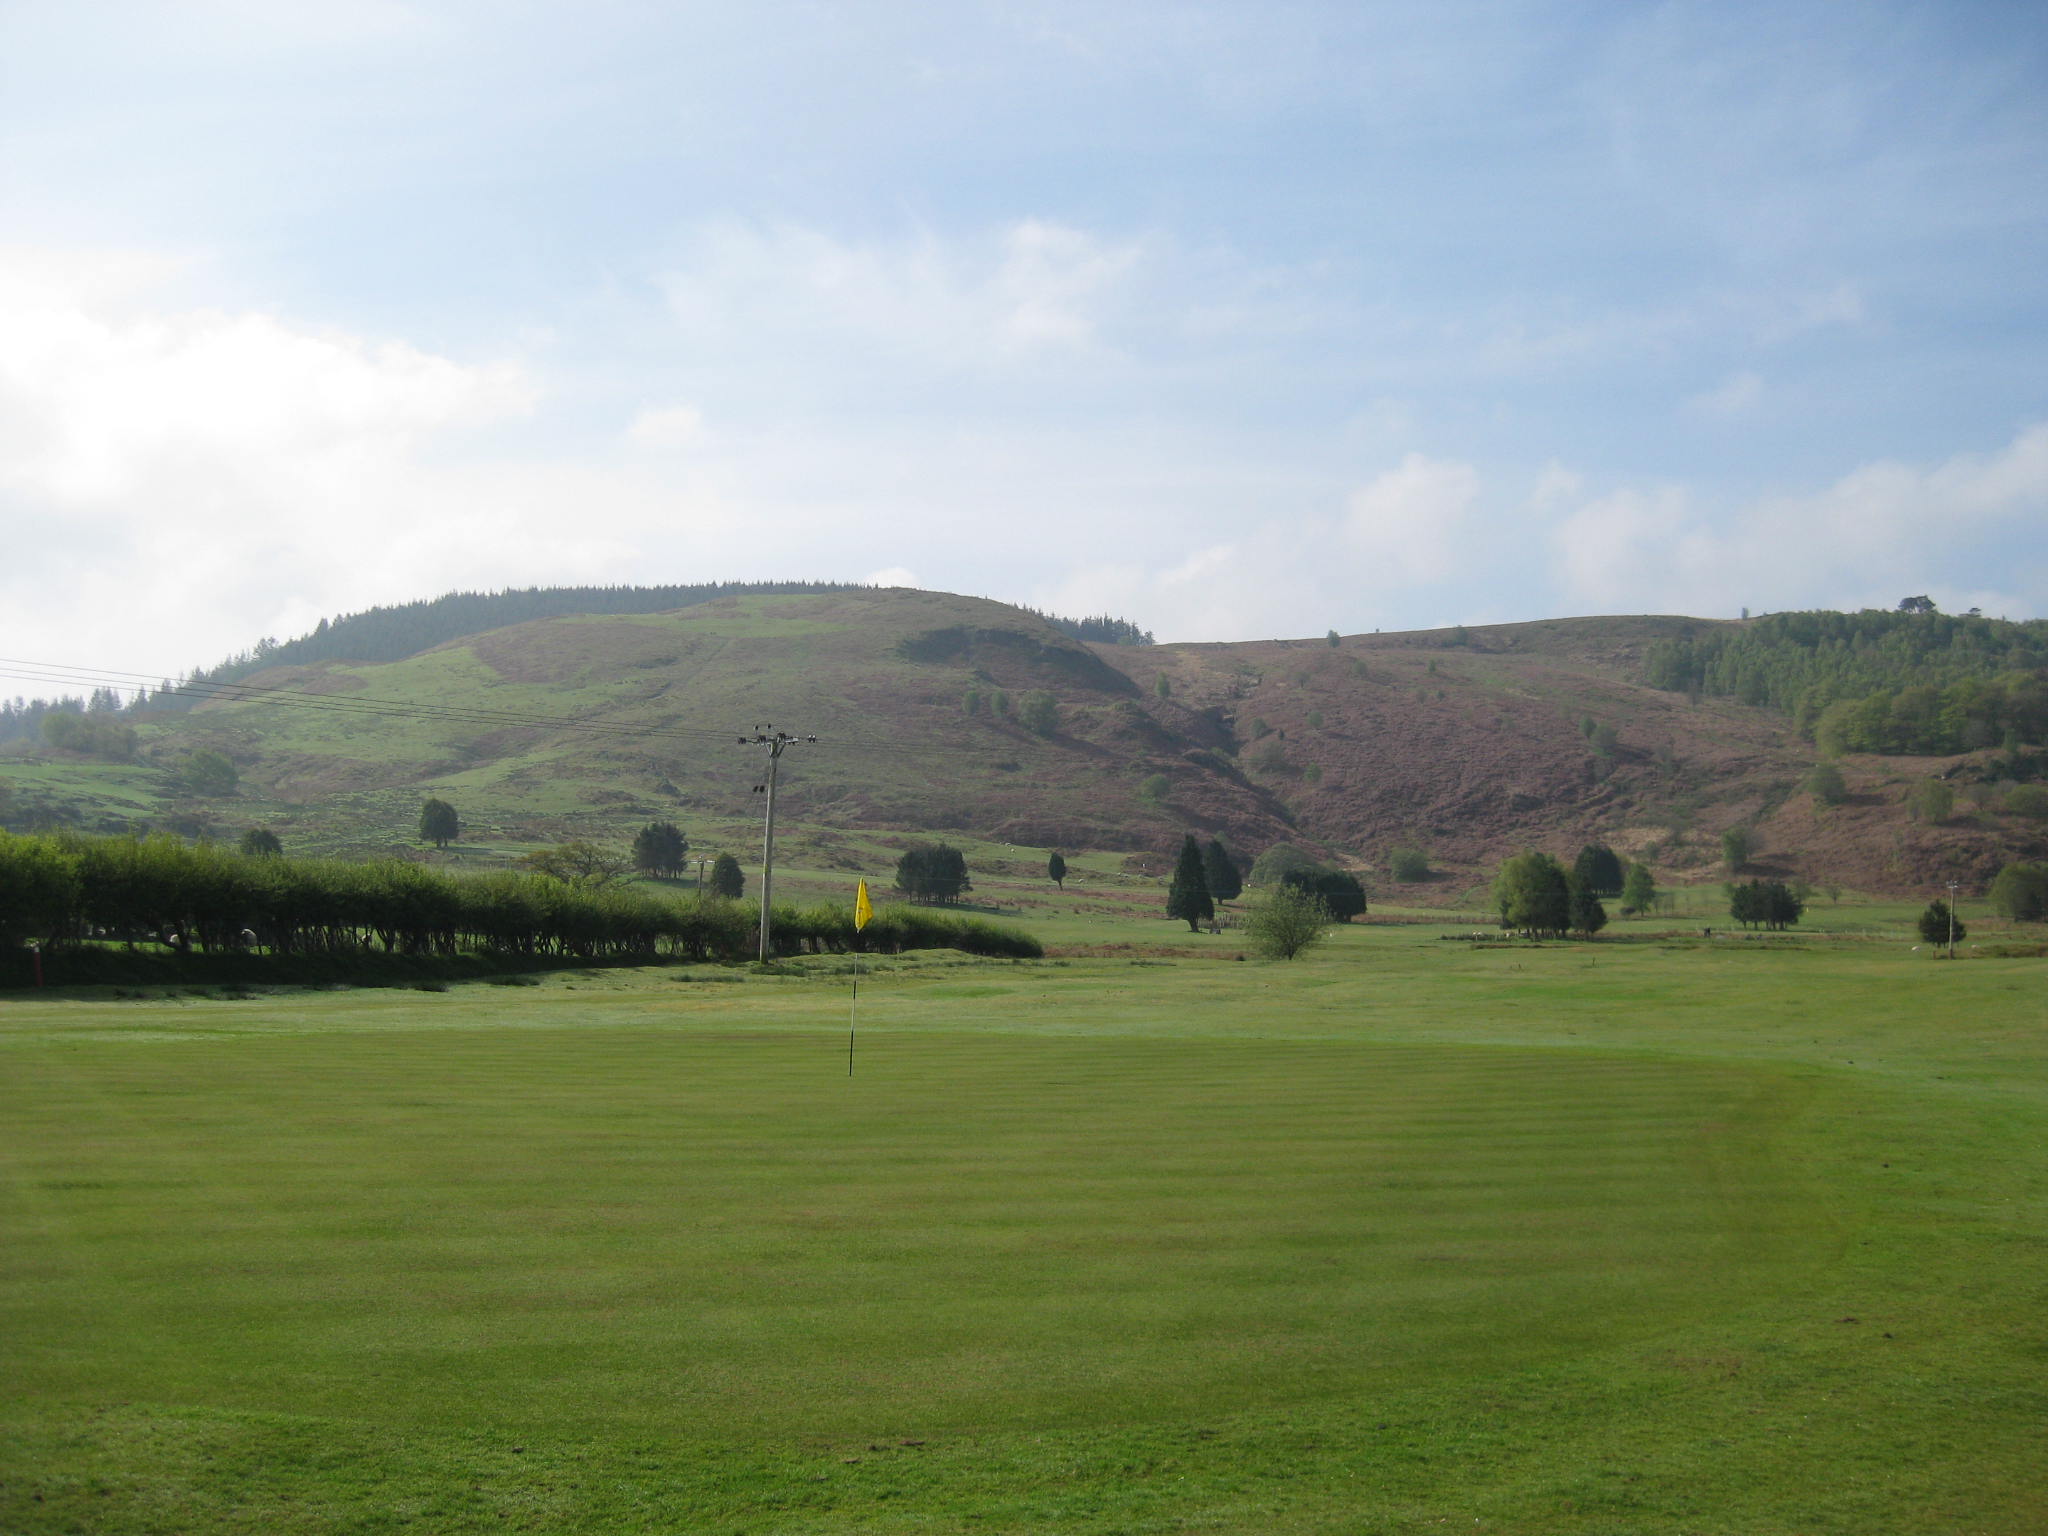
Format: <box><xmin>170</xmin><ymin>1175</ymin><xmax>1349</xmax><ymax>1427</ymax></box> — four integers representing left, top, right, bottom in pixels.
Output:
<box><xmin>1989</xmin><ymin>862</ymin><xmax>2048</xmax><ymax>922</ymax></box>
<box><xmin>1019</xmin><ymin>690</ymin><xmax>1059</xmax><ymax>737</ymax></box>
<box><xmin>1907</xmin><ymin>778</ymin><xmax>1954</xmax><ymax>823</ymax></box>
<box><xmin>1388</xmin><ymin>847</ymin><xmax>1430</xmax><ymax>883</ymax></box>
<box><xmin>2004</xmin><ymin>784</ymin><xmax>2048</xmax><ymax>820</ymax></box>
<box><xmin>1244</xmin><ymin>885</ymin><xmax>1330</xmax><ymax>960</ymax></box>
<box><xmin>1807</xmin><ymin>762</ymin><xmax>1848</xmax><ymax>806</ymax></box>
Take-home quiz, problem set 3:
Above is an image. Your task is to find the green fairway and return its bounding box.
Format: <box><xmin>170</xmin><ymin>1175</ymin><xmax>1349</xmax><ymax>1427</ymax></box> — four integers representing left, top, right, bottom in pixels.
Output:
<box><xmin>3</xmin><ymin>927</ymin><xmax>2046</xmax><ymax>1532</ymax></box>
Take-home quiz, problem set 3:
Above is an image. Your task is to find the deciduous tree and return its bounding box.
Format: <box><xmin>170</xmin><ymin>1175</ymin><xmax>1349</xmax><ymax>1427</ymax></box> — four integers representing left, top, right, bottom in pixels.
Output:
<box><xmin>177</xmin><ymin>750</ymin><xmax>239</xmax><ymax>797</ymax></box>
<box><xmin>418</xmin><ymin>798</ymin><xmax>459</xmax><ymax>849</ymax></box>
<box><xmin>1493</xmin><ymin>850</ymin><xmax>1570</xmax><ymax>937</ymax></box>
<box><xmin>521</xmin><ymin>841</ymin><xmax>632</xmax><ymax>887</ymax></box>
<box><xmin>238</xmin><ymin>827</ymin><xmax>283</xmax><ymax>858</ymax></box>
<box><xmin>1047</xmin><ymin>851</ymin><xmax>1066</xmax><ymax>889</ymax></box>
<box><xmin>709</xmin><ymin>852</ymin><xmax>744</xmax><ymax>900</ymax></box>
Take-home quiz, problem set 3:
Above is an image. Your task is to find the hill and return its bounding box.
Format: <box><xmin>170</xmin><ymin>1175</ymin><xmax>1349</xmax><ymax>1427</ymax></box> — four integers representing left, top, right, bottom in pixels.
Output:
<box><xmin>5</xmin><ymin>589</ymin><xmax>2045</xmax><ymax>896</ymax></box>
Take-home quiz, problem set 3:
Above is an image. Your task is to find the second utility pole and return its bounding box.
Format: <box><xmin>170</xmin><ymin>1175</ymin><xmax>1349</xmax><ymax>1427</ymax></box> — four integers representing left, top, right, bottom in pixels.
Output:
<box><xmin>740</xmin><ymin>728</ymin><xmax>815</xmax><ymax>961</ymax></box>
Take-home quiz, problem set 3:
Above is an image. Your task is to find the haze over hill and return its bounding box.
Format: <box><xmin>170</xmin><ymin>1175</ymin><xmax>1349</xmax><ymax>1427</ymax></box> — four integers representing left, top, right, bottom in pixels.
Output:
<box><xmin>5</xmin><ymin>587</ymin><xmax>2044</xmax><ymax>896</ymax></box>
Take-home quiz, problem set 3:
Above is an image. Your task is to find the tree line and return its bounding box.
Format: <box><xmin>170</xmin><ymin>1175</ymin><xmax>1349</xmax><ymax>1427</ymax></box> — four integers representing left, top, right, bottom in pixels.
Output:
<box><xmin>1643</xmin><ymin>607</ymin><xmax>2048</xmax><ymax>755</ymax></box>
<box><xmin>1014</xmin><ymin>608</ymin><xmax>1156</xmax><ymax>646</ymax></box>
<box><xmin>0</xmin><ymin>832</ymin><xmax>1039</xmax><ymax>974</ymax></box>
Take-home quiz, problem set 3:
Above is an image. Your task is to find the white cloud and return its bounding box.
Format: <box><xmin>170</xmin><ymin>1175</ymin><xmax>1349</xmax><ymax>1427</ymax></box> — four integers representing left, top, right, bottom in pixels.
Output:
<box><xmin>864</xmin><ymin>566</ymin><xmax>920</xmax><ymax>588</ymax></box>
<box><xmin>1548</xmin><ymin>422</ymin><xmax>2048</xmax><ymax>617</ymax></box>
<box><xmin>625</xmin><ymin>403</ymin><xmax>706</xmax><ymax>449</ymax></box>
<box><xmin>0</xmin><ymin>249</ymin><xmax>742</xmax><ymax>673</ymax></box>
<box><xmin>1342</xmin><ymin>453</ymin><xmax>1478</xmax><ymax>586</ymax></box>
<box><xmin>659</xmin><ymin>217</ymin><xmax>1145</xmax><ymax>373</ymax></box>
<box><xmin>1685</xmin><ymin>370</ymin><xmax>1763</xmax><ymax>419</ymax></box>
<box><xmin>1549</xmin><ymin>485</ymin><xmax>1708</xmax><ymax>611</ymax></box>
<box><xmin>1529</xmin><ymin>462</ymin><xmax>1583</xmax><ymax>510</ymax></box>
<box><xmin>1033</xmin><ymin>541</ymin><xmax>1321</xmax><ymax>644</ymax></box>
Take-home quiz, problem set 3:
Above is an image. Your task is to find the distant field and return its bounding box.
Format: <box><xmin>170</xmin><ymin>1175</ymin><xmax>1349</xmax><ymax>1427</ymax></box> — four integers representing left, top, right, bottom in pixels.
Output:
<box><xmin>3</xmin><ymin>915</ymin><xmax>2045</xmax><ymax>1533</ymax></box>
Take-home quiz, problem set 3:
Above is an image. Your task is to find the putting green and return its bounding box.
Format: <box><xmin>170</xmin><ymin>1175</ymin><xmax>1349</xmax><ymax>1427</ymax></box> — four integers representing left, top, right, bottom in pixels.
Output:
<box><xmin>3</xmin><ymin>1022</ymin><xmax>1824</xmax><ymax>1441</ymax></box>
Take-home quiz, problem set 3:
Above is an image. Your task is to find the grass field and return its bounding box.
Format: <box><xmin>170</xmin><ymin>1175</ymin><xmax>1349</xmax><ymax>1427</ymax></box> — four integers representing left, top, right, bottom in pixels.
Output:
<box><xmin>4</xmin><ymin>911</ymin><xmax>2046</xmax><ymax>1533</ymax></box>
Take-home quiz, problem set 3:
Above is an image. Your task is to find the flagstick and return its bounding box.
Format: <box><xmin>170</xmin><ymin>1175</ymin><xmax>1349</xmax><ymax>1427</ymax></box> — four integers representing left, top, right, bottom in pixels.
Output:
<box><xmin>849</xmin><ymin>878</ymin><xmax>871</xmax><ymax>1077</ymax></box>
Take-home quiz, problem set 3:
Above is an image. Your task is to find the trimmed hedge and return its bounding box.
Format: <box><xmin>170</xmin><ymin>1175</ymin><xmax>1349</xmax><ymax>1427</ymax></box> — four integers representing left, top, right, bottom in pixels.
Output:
<box><xmin>0</xmin><ymin>831</ymin><xmax>1039</xmax><ymax>986</ymax></box>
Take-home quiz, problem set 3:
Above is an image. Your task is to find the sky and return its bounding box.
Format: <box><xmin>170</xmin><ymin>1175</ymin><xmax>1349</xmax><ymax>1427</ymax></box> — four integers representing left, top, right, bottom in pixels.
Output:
<box><xmin>3</xmin><ymin>0</ymin><xmax>2045</xmax><ymax>678</ymax></box>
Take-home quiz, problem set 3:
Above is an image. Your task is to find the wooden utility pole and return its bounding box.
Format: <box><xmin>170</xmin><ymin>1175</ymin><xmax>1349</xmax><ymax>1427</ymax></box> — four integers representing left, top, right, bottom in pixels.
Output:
<box><xmin>737</xmin><ymin>728</ymin><xmax>816</xmax><ymax>961</ymax></box>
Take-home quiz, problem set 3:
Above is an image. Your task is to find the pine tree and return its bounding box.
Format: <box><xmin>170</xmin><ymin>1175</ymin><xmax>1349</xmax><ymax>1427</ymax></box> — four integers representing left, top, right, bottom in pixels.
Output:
<box><xmin>1166</xmin><ymin>834</ymin><xmax>1214</xmax><ymax>932</ymax></box>
<box><xmin>1567</xmin><ymin>878</ymin><xmax>1608</xmax><ymax>937</ymax></box>
<box><xmin>1202</xmin><ymin>838</ymin><xmax>1242</xmax><ymax>901</ymax></box>
<box><xmin>1571</xmin><ymin>843</ymin><xmax>1625</xmax><ymax>896</ymax></box>
<box><xmin>631</xmin><ymin>821</ymin><xmax>688</xmax><ymax>879</ymax></box>
<box><xmin>895</xmin><ymin>844</ymin><xmax>972</xmax><ymax>904</ymax></box>
<box><xmin>1916</xmin><ymin>900</ymin><xmax>1965</xmax><ymax>949</ymax></box>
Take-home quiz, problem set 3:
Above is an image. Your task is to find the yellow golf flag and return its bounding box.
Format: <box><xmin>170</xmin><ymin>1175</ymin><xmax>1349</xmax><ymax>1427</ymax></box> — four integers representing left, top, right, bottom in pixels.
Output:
<box><xmin>854</xmin><ymin>878</ymin><xmax>873</xmax><ymax>931</ymax></box>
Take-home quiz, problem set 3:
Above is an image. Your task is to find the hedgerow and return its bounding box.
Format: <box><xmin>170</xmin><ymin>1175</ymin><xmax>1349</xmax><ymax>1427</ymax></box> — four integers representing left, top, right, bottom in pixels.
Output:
<box><xmin>0</xmin><ymin>832</ymin><xmax>1039</xmax><ymax>983</ymax></box>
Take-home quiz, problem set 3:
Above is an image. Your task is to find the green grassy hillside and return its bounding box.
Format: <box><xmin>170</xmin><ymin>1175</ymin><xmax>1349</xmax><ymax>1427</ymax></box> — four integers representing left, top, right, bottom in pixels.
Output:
<box><xmin>5</xmin><ymin>591</ymin><xmax>2044</xmax><ymax>896</ymax></box>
